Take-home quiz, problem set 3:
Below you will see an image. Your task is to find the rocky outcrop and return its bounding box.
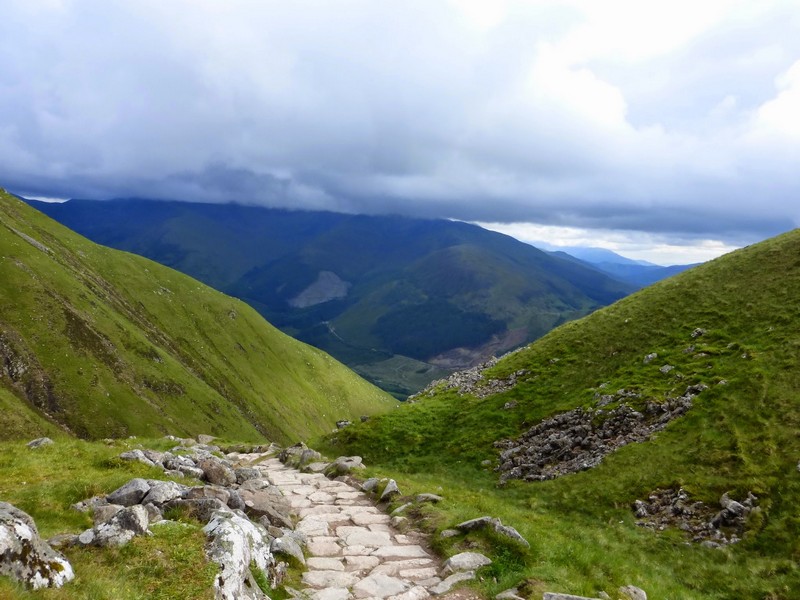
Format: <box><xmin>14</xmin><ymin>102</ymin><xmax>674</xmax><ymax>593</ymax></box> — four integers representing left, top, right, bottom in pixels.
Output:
<box><xmin>0</xmin><ymin>502</ymin><xmax>74</xmax><ymax>589</ymax></box>
<box><xmin>633</xmin><ymin>488</ymin><xmax>758</xmax><ymax>547</ymax></box>
<box><xmin>409</xmin><ymin>355</ymin><xmax>532</xmax><ymax>401</ymax></box>
<box><xmin>495</xmin><ymin>384</ymin><xmax>707</xmax><ymax>483</ymax></box>
<box><xmin>204</xmin><ymin>508</ymin><xmax>274</xmax><ymax>600</ymax></box>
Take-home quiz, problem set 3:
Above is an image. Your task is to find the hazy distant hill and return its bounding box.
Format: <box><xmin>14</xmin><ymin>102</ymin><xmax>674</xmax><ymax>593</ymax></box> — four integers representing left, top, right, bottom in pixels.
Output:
<box><xmin>329</xmin><ymin>227</ymin><xmax>800</xmax><ymax>598</ymax></box>
<box><xmin>545</xmin><ymin>244</ymin><xmax>697</xmax><ymax>288</ymax></box>
<box><xmin>29</xmin><ymin>199</ymin><xmax>634</xmax><ymax>398</ymax></box>
<box><xmin>1</xmin><ymin>191</ymin><xmax>392</xmax><ymax>442</ymax></box>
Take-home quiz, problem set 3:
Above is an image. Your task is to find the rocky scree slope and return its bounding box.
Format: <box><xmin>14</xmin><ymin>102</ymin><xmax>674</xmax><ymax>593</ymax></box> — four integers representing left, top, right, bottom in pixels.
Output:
<box><xmin>0</xmin><ymin>190</ymin><xmax>392</xmax><ymax>442</ymax></box>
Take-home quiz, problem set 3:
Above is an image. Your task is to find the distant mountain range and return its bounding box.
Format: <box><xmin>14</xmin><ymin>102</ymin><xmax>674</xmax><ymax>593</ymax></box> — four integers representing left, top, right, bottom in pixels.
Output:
<box><xmin>537</xmin><ymin>243</ymin><xmax>697</xmax><ymax>288</ymax></box>
<box><xmin>28</xmin><ymin>199</ymin><xmax>647</xmax><ymax>398</ymax></box>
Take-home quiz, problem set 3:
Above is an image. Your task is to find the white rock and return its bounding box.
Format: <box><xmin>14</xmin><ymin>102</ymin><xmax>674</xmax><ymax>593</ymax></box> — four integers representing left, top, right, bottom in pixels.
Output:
<box><xmin>430</xmin><ymin>571</ymin><xmax>475</xmax><ymax>595</ymax></box>
<box><xmin>353</xmin><ymin>573</ymin><xmax>410</xmax><ymax>599</ymax></box>
<box><xmin>440</xmin><ymin>551</ymin><xmax>491</xmax><ymax>575</ymax></box>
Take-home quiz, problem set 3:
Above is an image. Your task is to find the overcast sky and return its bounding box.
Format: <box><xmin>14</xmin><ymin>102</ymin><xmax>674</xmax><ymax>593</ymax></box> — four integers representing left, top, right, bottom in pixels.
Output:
<box><xmin>2</xmin><ymin>1</ymin><xmax>799</xmax><ymax>264</ymax></box>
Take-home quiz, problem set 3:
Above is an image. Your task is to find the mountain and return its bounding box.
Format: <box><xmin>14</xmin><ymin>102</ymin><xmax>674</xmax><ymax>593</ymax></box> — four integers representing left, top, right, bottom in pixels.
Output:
<box><xmin>543</xmin><ymin>244</ymin><xmax>698</xmax><ymax>288</ymax></box>
<box><xmin>325</xmin><ymin>228</ymin><xmax>800</xmax><ymax>598</ymax></box>
<box><xmin>0</xmin><ymin>190</ymin><xmax>393</xmax><ymax>443</ymax></box>
<box><xmin>28</xmin><ymin>198</ymin><xmax>635</xmax><ymax>398</ymax></box>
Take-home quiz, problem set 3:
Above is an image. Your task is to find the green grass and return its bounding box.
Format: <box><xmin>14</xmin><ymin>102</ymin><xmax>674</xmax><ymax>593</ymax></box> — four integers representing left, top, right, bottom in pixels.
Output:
<box><xmin>0</xmin><ymin>190</ymin><xmax>395</xmax><ymax>443</ymax></box>
<box><xmin>0</xmin><ymin>437</ymin><xmax>217</xmax><ymax>600</ymax></box>
<box><xmin>319</xmin><ymin>229</ymin><xmax>800</xmax><ymax>598</ymax></box>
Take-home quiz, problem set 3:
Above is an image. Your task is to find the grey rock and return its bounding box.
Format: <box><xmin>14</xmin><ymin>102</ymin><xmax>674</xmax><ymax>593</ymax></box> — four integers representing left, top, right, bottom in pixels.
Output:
<box><xmin>416</xmin><ymin>493</ymin><xmax>443</xmax><ymax>504</ymax></box>
<box><xmin>441</xmin><ymin>551</ymin><xmax>491</xmax><ymax>575</ymax></box>
<box><xmin>144</xmin><ymin>503</ymin><xmax>163</xmax><ymax>523</ymax></box>
<box><xmin>361</xmin><ymin>478</ymin><xmax>380</xmax><ymax>492</ymax></box>
<box><xmin>235</xmin><ymin>467</ymin><xmax>261</xmax><ymax>484</ymax></box>
<box><xmin>279</xmin><ymin>442</ymin><xmax>322</xmax><ymax>469</ymax></box>
<box><xmin>118</xmin><ymin>449</ymin><xmax>156</xmax><ymax>467</ymax></box>
<box><xmin>197</xmin><ymin>434</ymin><xmax>216</xmax><ymax>445</ymax></box>
<box><xmin>271</xmin><ymin>536</ymin><xmax>305</xmax><ymax>565</ymax></box>
<box><xmin>619</xmin><ymin>585</ymin><xmax>647</xmax><ymax>600</ymax></box>
<box><xmin>353</xmin><ymin>573</ymin><xmax>409</xmax><ymax>598</ymax></box>
<box><xmin>391</xmin><ymin>516</ymin><xmax>408</xmax><ymax>528</ymax></box>
<box><xmin>494</xmin><ymin>523</ymin><xmax>530</xmax><ymax>548</ymax></box>
<box><xmin>178</xmin><ymin>465</ymin><xmax>205</xmax><ymax>479</ymax></box>
<box><xmin>164</xmin><ymin>454</ymin><xmax>196</xmax><ymax>471</ymax></box>
<box><xmin>198</xmin><ymin>458</ymin><xmax>236</xmax><ymax>487</ymax></box>
<box><xmin>142</xmin><ymin>449</ymin><xmax>166</xmax><ymax>465</ymax></box>
<box><xmin>204</xmin><ymin>508</ymin><xmax>273</xmax><ymax>600</ymax></box>
<box><xmin>92</xmin><ymin>504</ymin><xmax>124</xmax><ymax>526</ymax></box>
<box><xmin>440</xmin><ymin>529</ymin><xmax>459</xmax><ymax>538</ymax></box>
<box><xmin>0</xmin><ymin>502</ymin><xmax>75</xmax><ymax>589</ymax></box>
<box><xmin>643</xmin><ymin>353</ymin><xmax>658</xmax><ymax>364</ymax></box>
<box><xmin>304</xmin><ymin>462</ymin><xmax>329</xmax><ymax>474</ymax></box>
<box><xmin>185</xmin><ymin>484</ymin><xmax>231</xmax><ymax>504</ymax></box>
<box><xmin>324</xmin><ymin>455</ymin><xmax>365</xmax><ymax>478</ymax></box>
<box><xmin>455</xmin><ymin>516</ymin><xmax>499</xmax><ymax>531</ymax></box>
<box><xmin>82</xmin><ymin>505</ymin><xmax>150</xmax><ymax>547</ymax></box>
<box><xmin>71</xmin><ymin>495</ymin><xmax>107</xmax><ymax>513</ymax></box>
<box><xmin>228</xmin><ymin>489</ymin><xmax>246</xmax><ymax>511</ymax></box>
<box><xmin>26</xmin><ymin>437</ymin><xmax>54</xmax><ymax>449</ymax></box>
<box><xmin>360</xmin><ymin>415</ymin><xmax>370</xmax><ymax>422</ymax></box>
<box><xmin>46</xmin><ymin>534</ymin><xmax>78</xmax><ymax>549</ymax></box>
<box><xmin>106</xmin><ymin>478</ymin><xmax>151</xmax><ymax>507</ymax></box>
<box><xmin>659</xmin><ymin>364</ymin><xmax>674</xmax><ymax>374</ymax></box>
<box><xmin>430</xmin><ymin>571</ymin><xmax>475</xmax><ymax>595</ymax></box>
<box><xmin>142</xmin><ymin>481</ymin><xmax>187</xmax><ymax>506</ymax></box>
<box><xmin>380</xmin><ymin>479</ymin><xmax>401</xmax><ymax>501</ymax></box>
<box><xmin>496</xmin><ymin>589</ymin><xmax>525</xmax><ymax>600</ymax></box>
<box><xmin>391</xmin><ymin>503</ymin><xmax>412</xmax><ymax>516</ymax></box>
<box><xmin>503</xmin><ymin>401</ymin><xmax>518</xmax><ymax>410</ymax></box>
<box><xmin>335</xmin><ymin>420</ymin><xmax>352</xmax><ymax>429</ymax></box>
<box><xmin>691</xmin><ymin>327</ymin><xmax>707</xmax><ymax>338</ymax></box>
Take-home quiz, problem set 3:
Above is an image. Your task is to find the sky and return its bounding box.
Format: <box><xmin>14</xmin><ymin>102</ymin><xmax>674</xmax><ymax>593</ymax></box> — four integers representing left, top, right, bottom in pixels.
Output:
<box><xmin>1</xmin><ymin>1</ymin><xmax>799</xmax><ymax>265</ymax></box>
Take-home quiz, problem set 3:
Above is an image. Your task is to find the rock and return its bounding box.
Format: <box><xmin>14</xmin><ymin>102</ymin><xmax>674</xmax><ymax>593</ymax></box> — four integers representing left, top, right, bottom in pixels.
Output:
<box><xmin>46</xmin><ymin>534</ymin><xmax>78</xmax><ymax>549</ymax></box>
<box><xmin>380</xmin><ymin>479</ymin><xmax>401</xmax><ymax>501</ymax></box>
<box><xmin>185</xmin><ymin>485</ymin><xmax>231</xmax><ymax>505</ymax></box>
<box><xmin>92</xmin><ymin>504</ymin><xmax>124</xmax><ymax>526</ymax></box>
<box><xmin>361</xmin><ymin>478</ymin><xmax>380</xmax><ymax>493</ymax></box>
<box><xmin>235</xmin><ymin>467</ymin><xmax>261</xmax><ymax>484</ymax></box>
<box><xmin>198</xmin><ymin>458</ymin><xmax>236</xmax><ymax>487</ymax></box>
<box><xmin>430</xmin><ymin>571</ymin><xmax>475</xmax><ymax>595</ymax></box>
<box><xmin>71</xmin><ymin>495</ymin><xmax>107</xmax><ymax>513</ymax></box>
<box><xmin>0</xmin><ymin>502</ymin><xmax>75</xmax><ymax>589</ymax></box>
<box><xmin>197</xmin><ymin>434</ymin><xmax>216</xmax><ymax>445</ymax></box>
<box><xmin>178</xmin><ymin>465</ymin><xmax>205</xmax><ymax>479</ymax></box>
<box><xmin>360</xmin><ymin>415</ymin><xmax>370</xmax><ymax>422</ymax></box>
<box><xmin>416</xmin><ymin>494</ymin><xmax>443</xmax><ymax>504</ymax></box>
<box><xmin>643</xmin><ymin>353</ymin><xmax>658</xmax><ymax>364</ymax></box>
<box><xmin>240</xmin><ymin>488</ymin><xmax>293</xmax><ymax>529</ymax></box>
<box><xmin>440</xmin><ymin>551</ymin><xmax>491</xmax><ymax>575</ymax></box>
<box><xmin>659</xmin><ymin>364</ymin><xmax>674</xmax><ymax>374</ymax></box>
<box><xmin>353</xmin><ymin>573</ymin><xmax>410</xmax><ymax>598</ymax></box>
<box><xmin>324</xmin><ymin>456</ymin><xmax>365</xmax><ymax>478</ymax></box>
<box><xmin>106</xmin><ymin>478</ymin><xmax>151</xmax><ymax>507</ymax></box>
<box><xmin>719</xmin><ymin>492</ymin><xmax>746</xmax><ymax>517</ymax></box>
<box><xmin>335</xmin><ymin>420</ymin><xmax>352</xmax><ymax>429</ymax></box>
<box><xmin>439</xmin><ymin>529</ymin><xmax>459</xmax><ymax>538</ymax></box>
<box><xmin>144</xmin><ymin>503</ymin><xmax>163</xmax><ymax>523</ymax></box>
<box><xmin>81</xmin><ymin>505</ymin><xmax>150</xmax><ymax>547</ymax></box>
<box><xmin>619</xmin><ymin>585</ymin><xmax>647</xmax><ymax>600</ymax></box>
<box><xmin>496</xmin><ymin>589</ymin><xmax>525</xmax><ymax>600</ymax></box>
<box><xmin>503</xmin><ymin>401</ymin><xmax>518</xmax><ymax>410</ymax></box>
<box><xmin>304</xmin><ymin>462</ymin><xmax>329</xmax><ymax>474</ymax></box>
<box><xmin>455</xmin><ymin>516</ymin><xmax>499</xmax><ymax>531</ymax></box>
<box><xmin>391</xmin><ymin>503</ymin><xmax>412</xmax><ymax>516</ymax></box>
<box><xmin>142</xmin><ymin>481</ymin><xmax>187</xmax><ymax>506</ymax></box>
<box><xmin>279</xmin><ymin>442</ymin><xmax>322</xmax><ymax>469</ymax></box>
<box><xmin>391</xmin><ymin>516</ymin><xmax>408</xmax><ymax>528</ymax></box>
<box><xmin>228</xmin><ymin>489</ymin><xmax>246</xmax><ymax>511</ymax></box>
<box><xmin>119</xmin><ymin>449</ymin><xmax>156</xmax><ymax>467</ymax></box>
<box><xmin>542</xmin><ymin>594</ymin><xmax>602</xmax><ymax>600</ymax></box>
<box><xmin>494</xmin><ymin>523</ymin><xmax>530</xmax><ymax>548</ymax></box>
<box><xmin>204</xmin><ymin>508</ymin><xmax>274</xmax><ymax>600</ymax></box>
<box><xmin>26</xmin><ymin>437</ymin><xmax>54</xmax><ymax>449</ymax></box>
<box><xmin>271</xmin><ymin>536</ymin><xmax>305</xmax><ymax>565</ymax></box>
<box><xmin>691</xmin><ymin>327</ymin><xmax>706</xmax><ymax>338</ymax></box>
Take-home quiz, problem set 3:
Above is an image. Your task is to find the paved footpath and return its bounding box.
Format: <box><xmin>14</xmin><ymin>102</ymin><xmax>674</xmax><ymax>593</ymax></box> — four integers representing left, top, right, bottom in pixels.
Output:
<box><xmin>243</xmin><ymin>455</ymin><xmax>445</xmax><ymax>600</ymax></box>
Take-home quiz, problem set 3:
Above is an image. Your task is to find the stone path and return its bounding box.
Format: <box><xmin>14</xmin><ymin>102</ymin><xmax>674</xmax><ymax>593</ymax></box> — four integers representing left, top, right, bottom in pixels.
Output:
<box><xmin>239</xmin><ymin>454</ymin><xmax>447</xmax><ymax>600</ymax></box>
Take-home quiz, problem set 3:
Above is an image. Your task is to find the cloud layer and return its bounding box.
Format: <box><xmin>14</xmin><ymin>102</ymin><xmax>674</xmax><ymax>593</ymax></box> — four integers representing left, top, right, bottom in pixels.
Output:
<box><xmin>2</xmin><ymin>1</ymin><xmax>799</xmax><ymax>253</ymax></box>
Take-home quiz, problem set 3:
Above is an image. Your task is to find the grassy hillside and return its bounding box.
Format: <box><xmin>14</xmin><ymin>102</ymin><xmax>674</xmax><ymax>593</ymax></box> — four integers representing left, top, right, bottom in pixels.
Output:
<box><xmin>0</xmin><ymin>190</ymin><xmax>393</xmax><ymax>443</ymax></box>
<box><xmin>31</xmin><ymin>199</ymin><xmax>634</xmax><ymax>397</ymax></box>
<box><xmin>323</xmin><ymin>229</ymin><xmax>800</xmax><ymax>598</ymax></box>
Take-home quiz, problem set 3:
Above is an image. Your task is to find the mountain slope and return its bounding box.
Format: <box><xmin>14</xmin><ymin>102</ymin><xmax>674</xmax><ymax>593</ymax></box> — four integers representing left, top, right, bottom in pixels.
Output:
<box><xmin>325</xmin><ymin>228</ymin><xmax>800</xmax><ymax>598</ymax></box>
<box><xmin>29</xmin><ymin>199</ymin><xmax>635</xmax><ymax>397</ymax></box>
<box><xmin>0</xmin><ymin>190</ymin><xmax>393</xmax><ymax>442</ymax></box>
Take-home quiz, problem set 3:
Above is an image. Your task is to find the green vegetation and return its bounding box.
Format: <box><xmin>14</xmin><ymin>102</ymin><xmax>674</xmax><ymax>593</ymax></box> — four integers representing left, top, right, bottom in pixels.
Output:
<box><xmin>31</xmin><ymin>199</ymin><xmax>633</xmax><ymax>395</ymax></box>
<box><xmin>0</xmin><ymin>437</ymin><xmax>217</xmax><ymax>600</ymax></box>
<box><xmin>1</xmin><ymin>191</ymin><xmax>393</xmax><ymax>443</ymax></box>
<box><xmin>321</xmin><ymin>229</ymin><xmax>800</xmax><ymax>598</ymax></box>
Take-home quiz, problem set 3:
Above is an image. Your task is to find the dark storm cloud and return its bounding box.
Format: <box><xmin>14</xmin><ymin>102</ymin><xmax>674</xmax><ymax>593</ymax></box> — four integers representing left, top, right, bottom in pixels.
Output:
<box><xmin>1</xmin><ymin>1</ymin><xmax>798</xmax><ymax>252</ymax></box>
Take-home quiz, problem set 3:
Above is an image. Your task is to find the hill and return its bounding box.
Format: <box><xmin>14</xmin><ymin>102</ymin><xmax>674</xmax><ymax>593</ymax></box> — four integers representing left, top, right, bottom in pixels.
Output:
<box><xmin>0</xmin><ymin>190</ymin><xmax>393</xmax><ymax>443</ymax></box>
<box><xmin>545</xmin><ymin>245</ymin><xmax>697</xmax><ymax>288</ymax></box>
<box><xmin>28</xmin><ymin>198</ymin><xmax>634</xmax><ymax>398</ymax></box>
<box><xmin>323</xmin><ymin>228</ymin><xmax>800</xmax><ymax>598</ymax></box>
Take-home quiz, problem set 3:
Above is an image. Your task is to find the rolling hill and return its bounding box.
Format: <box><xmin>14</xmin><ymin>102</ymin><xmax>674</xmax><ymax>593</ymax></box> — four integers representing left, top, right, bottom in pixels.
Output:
<box><xmin>0</xmin><ymin>190</ymin><xmax>393</xmax><ymax>443</ymax></box>
<box><xmin>324</xmin><ymin>227</ymin><xmax>800</xmax><ymax>598</ymax></box>
<box><xmin>28</xmin><ymin>198</ymin><xmax>635</xmax><ymax>398</ymax></box>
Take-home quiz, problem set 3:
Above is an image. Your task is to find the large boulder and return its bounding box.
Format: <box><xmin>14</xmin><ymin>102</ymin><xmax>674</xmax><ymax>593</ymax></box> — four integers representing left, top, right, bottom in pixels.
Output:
<box><xmin>198</xmin><ymin>458</ymin><xmax>236</xmax><ymax>487</ymax></box>
<box><xmin>0</xmin><ymin>502</ymin><xmax>74</xmax><ymax>589</ymax></box>
<box><xmin>204</xmin><ymin>509</ymin><xmax>274</xmax><ymax>600</ymax></box>
<box><xmin>78</xmin><ymin>505</ymin><xmax>150</xmax><ymax>547</ymax></box>
<box><xmin>142</xmin><ymin>481</ymin><xmax>187</xmax><ymax>506</ymax></box>
<box><xmin>106</xmin><ymin>478</ymin><xmax>151</xmax><ymax>507</ymax></box>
